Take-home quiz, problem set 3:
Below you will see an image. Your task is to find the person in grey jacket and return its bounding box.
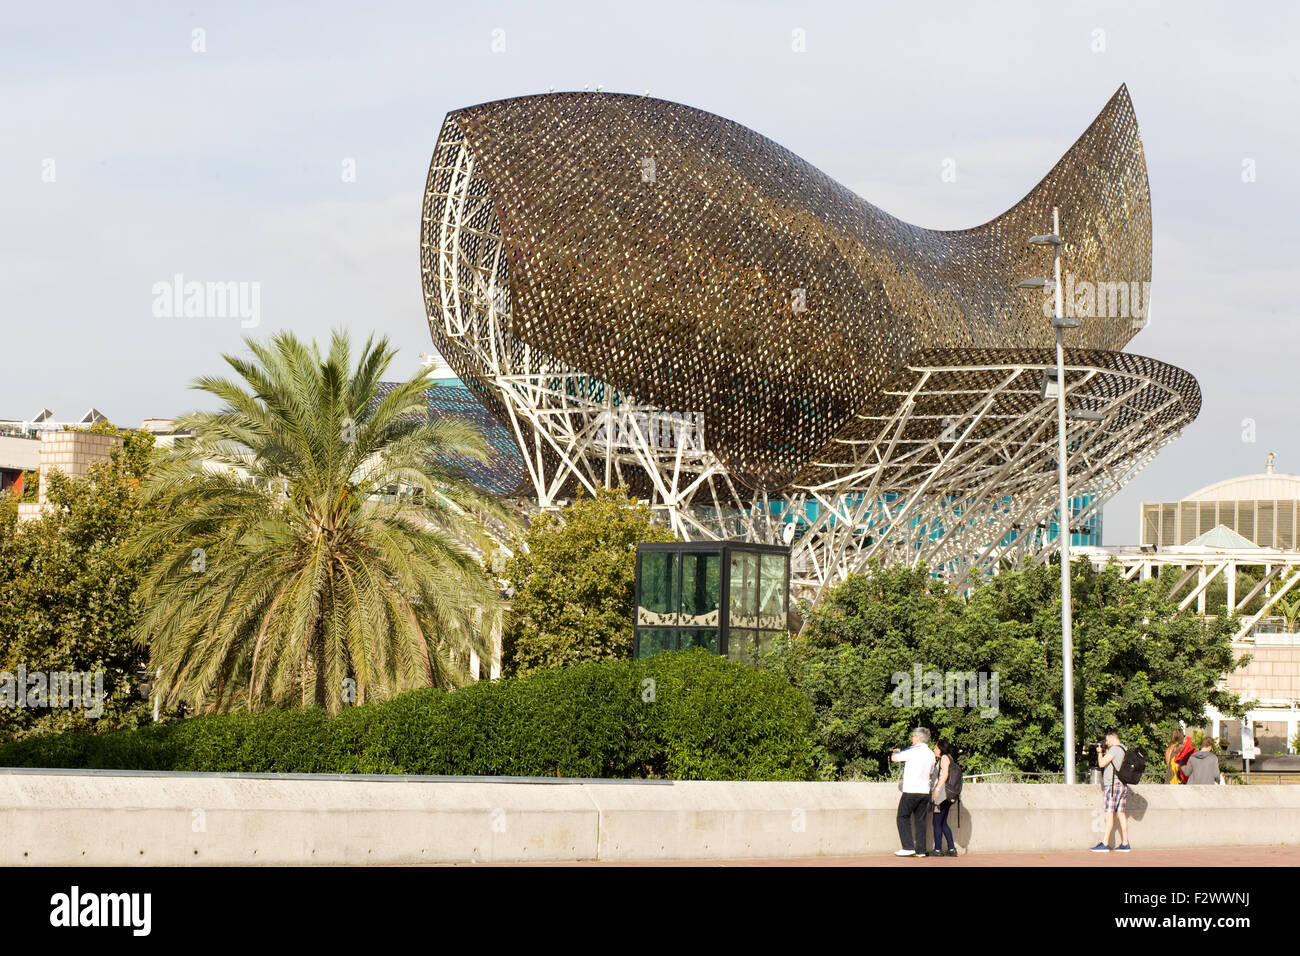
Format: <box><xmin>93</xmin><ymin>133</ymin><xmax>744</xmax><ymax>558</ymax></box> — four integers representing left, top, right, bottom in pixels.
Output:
<box><xmin>1184</xmin><ymin>738</ymin><xmax>1220</xmax><ymax>785</ymax></box>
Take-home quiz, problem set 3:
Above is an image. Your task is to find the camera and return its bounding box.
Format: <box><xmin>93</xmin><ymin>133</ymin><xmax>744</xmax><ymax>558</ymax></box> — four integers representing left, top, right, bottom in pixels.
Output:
<box><xmin>1083</xmin><ymin>741</ymin><xmax>1104</xmax><ymax>754</ymax></box>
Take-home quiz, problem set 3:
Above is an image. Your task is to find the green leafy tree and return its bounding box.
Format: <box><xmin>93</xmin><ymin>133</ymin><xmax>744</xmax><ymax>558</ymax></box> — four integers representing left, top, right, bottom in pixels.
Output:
<box><xmin>0</xmin><ymin>425</ymin><xmax>158</xmax><ymax>743</ymax></box>
<box><xmin>1064</xmin><ymin>561</ymin><xmax>1244</xmax><ymax>755</ymax></box>
<box><xmin>16</xmin><ymin>470</ymin><xmax>38</xmax><ymax>502</ymax></box>
<box><xmin>129</xmin><ymin>330</ymin><xmax>507</xmax><ymax>715</ymax></box>
<box><xmin>503</xmin><ymin>488</ymin><xmax>675</xmax><ymax>677</ymax></box>
<box><xmin>767</xmin><ymin>560</ymin><xmax>1247</xmax><ymax>780</ymax></box>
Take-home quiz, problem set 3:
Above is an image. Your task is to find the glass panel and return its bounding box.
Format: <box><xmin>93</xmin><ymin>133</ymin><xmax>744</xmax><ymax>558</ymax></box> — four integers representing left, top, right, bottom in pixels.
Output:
<box><xmin>679</xmin><ymin>628</ymin><xmax>719</xmax><ymax>653</ymax></box>
<box><xmin>637</xmin><ymin>551</ymin><xmax>678</xmax><ymax>626</ymax></box>
<box><xmin>759</xmin><ymin>553</ymin><xmax>787</xmax><ymax>630</ymax></box>
<box><xmin>680</xmin><ymin>551</ymin><xmax>721</xmax><ymax>627</ymax></box>
<box><xmin>636</xmin><ymin>628</ymin><xmax>676</xmax><ymax>659</ymax></box>
<box><xmin>727</xmin><ymin>628</ymin><xmax>759</xmax><ymax>665</ymax></box>
<box><xmin>729</xmin><ymin>551</ymin><xmax>759</xmax><ymax>629</ymax></box>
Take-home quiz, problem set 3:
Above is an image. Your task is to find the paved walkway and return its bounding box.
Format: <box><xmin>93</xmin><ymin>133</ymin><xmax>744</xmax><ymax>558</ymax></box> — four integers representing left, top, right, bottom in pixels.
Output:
<box><xmin>483</xmin><ymin>844</ymin><xmax>1299</xmax><ymax>866</ymax></box>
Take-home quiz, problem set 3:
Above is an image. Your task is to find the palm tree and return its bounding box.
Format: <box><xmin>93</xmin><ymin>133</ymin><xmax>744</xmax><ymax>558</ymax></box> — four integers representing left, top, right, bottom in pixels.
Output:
<box><xmin>1275</xmin><ymin>594</ymin><xmax>1300</xmax><ymax>633</ymax></box>
<box><xmin>130</xmin><ymin>330</ymin><xmax>508</xmax><ymax>714</ymax></box>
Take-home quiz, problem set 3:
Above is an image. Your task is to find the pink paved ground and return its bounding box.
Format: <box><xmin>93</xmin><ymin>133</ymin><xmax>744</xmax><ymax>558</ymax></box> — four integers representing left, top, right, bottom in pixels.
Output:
<box><xmin>469</xmin><ymin>844</ymin><xmax>1300</xmax><ymax>866</ymax></box>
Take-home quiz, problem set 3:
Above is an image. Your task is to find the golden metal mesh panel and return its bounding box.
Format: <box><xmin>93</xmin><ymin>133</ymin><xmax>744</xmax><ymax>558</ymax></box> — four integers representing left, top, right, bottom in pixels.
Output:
<box><xmin>421</xmin><ymin>86</ymin><xmax>1175</xmax><ymax>495</ymax></box>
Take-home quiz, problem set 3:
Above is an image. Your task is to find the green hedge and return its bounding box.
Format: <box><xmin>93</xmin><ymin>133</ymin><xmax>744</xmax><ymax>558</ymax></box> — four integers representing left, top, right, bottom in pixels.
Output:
<box><xmin>0</xmin><ymin>650</ymin><xmax>815</xmax><ymax>780</ymax></box>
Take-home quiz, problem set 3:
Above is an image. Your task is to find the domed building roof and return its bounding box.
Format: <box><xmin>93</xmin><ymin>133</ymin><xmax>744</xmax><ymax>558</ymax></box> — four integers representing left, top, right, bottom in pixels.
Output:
<box><xmin>1185</xmin><ymin>455</ymin><xmax>1300</xmax><ymax>502</ymax></box>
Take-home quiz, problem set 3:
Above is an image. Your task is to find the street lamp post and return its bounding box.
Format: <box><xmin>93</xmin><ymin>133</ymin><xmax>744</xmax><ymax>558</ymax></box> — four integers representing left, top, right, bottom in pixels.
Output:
<box><xmin>1020</xmin><ymin>206</ymin><xmax>1079</xmax><ymax>784</ymax></box>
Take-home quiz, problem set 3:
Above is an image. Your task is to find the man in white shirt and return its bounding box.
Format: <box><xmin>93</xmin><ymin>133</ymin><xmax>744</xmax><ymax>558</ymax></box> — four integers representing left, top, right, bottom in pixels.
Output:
<box><xmin>891</xmin><ymin>727</ymin><xmax>937</xmax><ymax>857</ymax></box>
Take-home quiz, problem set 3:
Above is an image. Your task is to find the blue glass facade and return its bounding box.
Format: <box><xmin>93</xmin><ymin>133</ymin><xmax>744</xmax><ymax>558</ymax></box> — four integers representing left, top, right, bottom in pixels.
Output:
<box><xmin>1042</xmin><ymin>494</ymin><xmax>1104</xmax><ymax>548</ymax></box>
<box><xmin>741</xmin><ymin>490</ymin><xmax>1102</xmax><ymax>558</ymax></box>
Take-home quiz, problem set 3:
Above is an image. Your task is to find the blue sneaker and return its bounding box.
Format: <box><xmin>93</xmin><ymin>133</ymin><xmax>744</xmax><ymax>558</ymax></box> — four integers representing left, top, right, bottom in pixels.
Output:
<box><xmin>1115</xmin><ymin>844</ymin><xmax>1131</xmax><ymax>852</ymax></box>
<box><xmin>1089</xmin><ymin>842</ymin><xmax>1110</xmax><ymax>852</ymax></box>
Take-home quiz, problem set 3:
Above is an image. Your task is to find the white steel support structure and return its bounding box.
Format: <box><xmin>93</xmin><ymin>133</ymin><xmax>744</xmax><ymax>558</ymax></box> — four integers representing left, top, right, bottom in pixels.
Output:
<box><xmin>792</xmin><ymin>354</ymin><xmax>1190</xmax><ymax>598</ymax></box>
<box><xmin>1074</xmin><ymin>545</ymin><xmax>1300</xmax><ymax>643</ymax></box>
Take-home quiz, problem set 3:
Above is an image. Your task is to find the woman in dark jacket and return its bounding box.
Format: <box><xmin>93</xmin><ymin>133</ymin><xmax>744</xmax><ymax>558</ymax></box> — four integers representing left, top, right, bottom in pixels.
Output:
<box><xmin>927</xmin><ymin>740</ymin><xmax>960</xmax><ymax>857</ymax></box>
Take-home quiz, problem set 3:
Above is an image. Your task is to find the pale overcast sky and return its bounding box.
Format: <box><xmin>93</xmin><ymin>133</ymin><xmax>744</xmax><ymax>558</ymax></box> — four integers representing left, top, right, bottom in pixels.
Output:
<box><xmin>2</xmin><ymin>1</ymin><xmax>1297</xmax><ymax>543</ymax></box>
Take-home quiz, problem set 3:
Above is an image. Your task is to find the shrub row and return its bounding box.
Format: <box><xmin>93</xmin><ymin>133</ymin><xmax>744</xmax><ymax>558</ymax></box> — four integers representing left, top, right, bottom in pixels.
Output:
<box><xmin>0</xmin><ymin>650</ymin><xmax>815</xmax><ymax>781</ymax></box>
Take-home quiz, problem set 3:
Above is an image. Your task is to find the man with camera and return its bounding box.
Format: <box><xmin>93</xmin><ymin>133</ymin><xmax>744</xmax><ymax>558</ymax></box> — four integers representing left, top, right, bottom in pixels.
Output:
<box><xmin>1090</xmin><ymin>731</ymin><xmax>1132</xmax><ymax>852</ymax></box>
<box><xmin>890</xmin><ymin>727</ymin><xmax>936</xmax><ymax>857</ymax></box>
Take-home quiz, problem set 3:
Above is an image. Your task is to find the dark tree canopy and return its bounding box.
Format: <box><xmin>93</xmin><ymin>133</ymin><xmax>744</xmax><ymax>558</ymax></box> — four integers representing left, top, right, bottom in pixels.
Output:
<box><xmin>767</xmin><ymin>560</ymin><xmax>1246</xmax><ymax>780</ymax></box>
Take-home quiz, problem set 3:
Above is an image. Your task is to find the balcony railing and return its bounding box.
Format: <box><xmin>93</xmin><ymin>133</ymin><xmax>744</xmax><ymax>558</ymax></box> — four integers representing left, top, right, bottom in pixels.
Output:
<box><xmin>1251</xmin><ymin>619</ymin><xmax>1300</xmax><ymax>645</ymax></box>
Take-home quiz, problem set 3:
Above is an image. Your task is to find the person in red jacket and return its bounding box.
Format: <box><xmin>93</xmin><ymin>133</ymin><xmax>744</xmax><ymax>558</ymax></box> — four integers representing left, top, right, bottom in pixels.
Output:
<box><xmin>1173</xmin><ymin>735</ymin><xmax>1196</xmax><ymax>783</ymax></box>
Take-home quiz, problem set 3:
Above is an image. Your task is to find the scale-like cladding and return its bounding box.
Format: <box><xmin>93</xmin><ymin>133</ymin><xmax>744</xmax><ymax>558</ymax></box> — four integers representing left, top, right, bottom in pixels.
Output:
<box><xmin>421</xmin><ymin>85</ymin><xmax>1153</xmax><ymax>492</ymax></box>
<box><xmin>420</xmin><ymin>86</ymin><xmax>1200</xmax><ymax>595</ymax></box>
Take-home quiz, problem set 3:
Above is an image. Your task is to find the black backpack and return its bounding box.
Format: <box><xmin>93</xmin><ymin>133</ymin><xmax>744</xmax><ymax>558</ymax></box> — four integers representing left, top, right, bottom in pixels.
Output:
<box><xmin>1116</xmin><ymin>746</ymin><xmax>1145</xmax><ymax>785</ymax></box>
<box><xmin>944</xmin><ymin>757</ymin><xmax>964</xmax><ymax>828</ymax></box>
<box><xmin>946</xmin><ymin>758</ymin><xmax>963</xmax><ymax>800</ymax></box>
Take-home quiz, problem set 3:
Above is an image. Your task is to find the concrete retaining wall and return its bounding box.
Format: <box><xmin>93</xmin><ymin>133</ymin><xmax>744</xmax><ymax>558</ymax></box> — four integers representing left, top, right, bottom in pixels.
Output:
<box><xmin>2</xmin><ymin>769</ymin><xmax>1298</xmax><ymax>865</ymax></box>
